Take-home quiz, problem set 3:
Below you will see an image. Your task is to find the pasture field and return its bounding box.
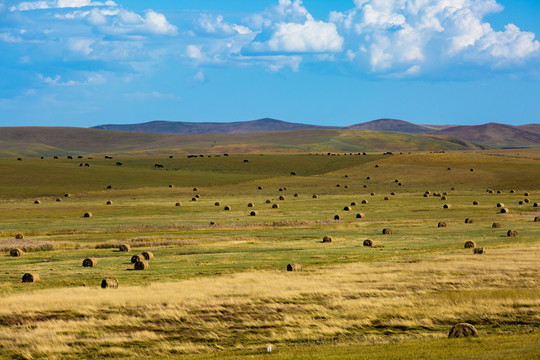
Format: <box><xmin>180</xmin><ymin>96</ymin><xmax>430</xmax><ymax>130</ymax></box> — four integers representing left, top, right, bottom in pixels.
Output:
<box><xmin>0</xmin><ymin>150</ymin><xmax>539</xmax><ymax>359</ymax></box>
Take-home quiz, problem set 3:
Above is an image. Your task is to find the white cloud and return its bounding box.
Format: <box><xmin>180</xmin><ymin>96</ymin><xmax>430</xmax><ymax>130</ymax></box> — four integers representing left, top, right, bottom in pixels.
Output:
<box><xmin>193</xmin><ymin>70</ymin><xmax>205</xmax><ymax>81</ymax></box>
<box><xmin>68</xmin><ymin>38</ymin><xmax>94</xmax><ymax>55</ymax></box>
<box><xmin>39</xmin><ymin>73</ymin><xmax>106</xmax><ymax>86</ymax></box>
<box><xmin>125</xmin><ymin>91</ymin><xmax>181</xmax><ymax>101</ymax></box>
<box><xmin>0</xmin><ymin>32</ymin><xmax>23</xmax><ymax>42</ymax></box>
<box><xmin>10</xmin><ymin>0</ymin><xmax>116</xmax><ymax>11</ymax></box>
<box><xmin>198</xmin><ymin>14</ymin><xmax>252</xmax><ymax>36</ymax></box>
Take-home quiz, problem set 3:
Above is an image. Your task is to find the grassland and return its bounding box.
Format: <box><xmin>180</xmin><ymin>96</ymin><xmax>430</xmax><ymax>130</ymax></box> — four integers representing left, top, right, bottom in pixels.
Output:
<box><xmin>0</xmin><ymin>150</ymin><xmax>539</xmax><ymax>359</ymax></box>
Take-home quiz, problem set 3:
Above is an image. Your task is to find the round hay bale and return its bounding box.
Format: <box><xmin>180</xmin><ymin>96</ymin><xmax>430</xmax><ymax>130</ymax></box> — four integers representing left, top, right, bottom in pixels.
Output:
<box><xmin>473</xmin><ymin>201</ymin><xmax>479</xmax><ymax>205</ymax></box>
<box><xmin>214</xmin><ymin>201</ymin><xmax>221</xmax><ymax>206</ymax></box>
<box><xmin>451</xmin><ymin>187</ymin><xmax>456</xmax><ymax>191</ymax></box>
<box><xmin>101</xmin><ymin>279</ymin><xmax>118</xmax><ymax>289</ymax></box>
<box><xmin>224</xmin><ymin>205</ymin><xmax>231</xmax><ymax>211</ymax></box>
<box><xmin>287</xmin><ymin>263</ymin><xmax>302</xmax><ymax>271</ymax></box>
<box><xmin>384</xmin><ymin>196</ymin><xmax>389</xmax><ymax>201</ymax></box>
<box><xmin>131</xmin><ymin>254</ymin><xmax>144</xmax><ymax>263</ymax></box>
<box><xmin>507</xmin><ymin>230</ymin><xmax>518</xmax><ymax>237</ymax></box>
<box><xmin>64</xmin><ymin>193</ymin><xmax>71</xmax><ymax>197</ymax></box>
<box><xmin>279</xmin><ymin>188</ymin><xmax>284</xmax><ymax>192</ymax></box>
<box><xmin>336</xmin><ymin>184</ymin><xmax>341</xmax><ymax>188</ymax></box>
<box><xmin>83</xmin><ymin>212</ymin><xmax>93</xmax><ymax>218</ymax></box>
<box><xmin>175</xmin><ymin>202</ymin><xmax>181</xmax><ymax>207</ymax></box>
<box><xmin>193</xmin><ymin>187</ymin><xmax>198</xmax><ymax>191</ymax></box>
<box><xmin>250</xmin><ymin>211</ymin><xmax>258</xmax><ymax>216</ymax></box>
<box><xmin>134</xmin><ymin>260</ymin><xmax>149</xmax><ymax>270</ymax></box>
<box><xmin>272</xmin><ymin>204</ymin><xmax>279</xmax><ymax>209</ymax></box>
<box><xmin>496</xmin><ymin>203</ymin><xmax>504</xmax><ymax>208</ymax></box>
<box><xmin>464</xmin><ymin>241</ymin><xmax>476</xmax><ymax>249</ymax></box>
<box><xmin>363</xmin><ymin>185</ymin><xmax>368</xmax><ymax>188</ymax></box>
<box><xmin>524</xmin><ymin>192</ymin><xmax>530</xmax><ymax>196</ymax></box>
<box><xmin>473</xmin><ymin>247</ymin><xmax>485</xmax><ymax>254</ymax></box>
<box><xmin>141</xmin><ymin>251</ymin><xmax>154</xmax><ymax>260</ymax></box>
<box><xmin>106</xmin><ymin>200</ymin><xmax>113</xmax><ymax>205</ymax></box>
<box><xmin>533</xmin><ymin>203</ymin><xmax>538</xmax><ymax>208</ymax></box>
<box><xmin>258</xmin><ymin>186</ymin><xmax>263</xmax><ymax>190</ymax></box>
<box><xmin>492</xmin><ymin>222</ymin><xmax>502</xmax><ymax>228</ymax></box>
<box><xmin>34</xmin><ymin>200</ymin><xmax>41</xmax><ymax>204</ymax></box>
<box><xmin>394</xmin><ymin>179</ymin><xmax>399</xmax><ymax>183</ymax></box>
<box><xmin>443</xmin><ymin>204</ymin><xmax>451</xmax><ymax>209</ymax></box>
<box><xmin>510</xmin><ymin>189</ymin><xmax>515</xmax><ymax>193</ymax></box>
<box><xmin>465</xmin><ymin>218</ymin><xmax>474</xmax><ymax>224</ymax></box>
<box><xmin>534</xmin><ymin>217</ymin><xmax>540</xmax><ymax>222</ymax></box>
<box><xmin>442</xmin><ymin>192</ymin><xmax>448</xmax><ymax>196</ymax></box>
<box><xmin>524</xmin><ymin>198</ymin><xmax>530</xmax><ymax>203</ymax></box>
<box><xmin>119</xmin><ymin>244</ymin><xmax>131</xmax><ymax>252</ymax></box>
<box><xmin>366</xmin><ymin>176</ymin><xmax>371</xmax><ymax>180</ymax></box>
<box><xmin>398</xmin><ymin>183</ymin><xmax>402</xmax><ymax>186</ymax></box>
<box><xmin>518</xmin><ymin>201</ymin><xmax>524</xmax><ymax>205</ymax></box>
<box><xmin>500</xmin><ymin>208</ymin><xmax>509</xmax><ymax>214</ymax></box>
<box><xmin>195</xmin><ymin>194</ymin><xmax>200</xmax><ymax>199</ymax></box>
<box><xmin>363</xmin><ymin>239</ymin><xmax>373</xmax><ymax>247</ymax></box>
<box><xmin>438</xmin><ymin>222</ymin><xmax>447</xmax><ymax>228</ymax></box>
<box><xmin>15</xmin><ymin>233</ymin><xmax>24</xmax><ymax>240</ymax></box>
<box><xmin>22</xmin><ymin>273</ymin><xmax>40</xmax><ymax>283</ymax></box>
<box><xmin>350</xmin><ymin>202</ymin><xmax>357</xmax><ymax>206</ymax></box>
<box><xmin>247</xmin><ymin>202</ymin><xmax>254</xmax><ymax>207</ymax></box>
<box><xmin>312</xmin><ymin>194</ymin><xmax>318</xmax><ymax>199</ymax></box>
<box><xmin>169</xmin><ymin>185</ymin><xmax>174</xmax><ymax>188</ymax></box>
<box><xmin>343</xmin><ymin>206</ymin><xmax>352</xmax><ymax>211</ymax></box>
<box><xmin>279</xmin><ymin>195</ymin><xmax>285</xmax><ymax>200</ymax></box>
<box><xmin>10</xmin><ymin>248</ymin><xmax>23</xmax><ymax>257</ymax></box>
<box><xmin>362</xmin><ymin>200</ymin><xmax>368</xmax><ymax>204</ymax></box>
<box><xmin>266</xmin><ymin>199</ymin><xmax>272</xmax><ymax>203</ymax></box>
<box><xmin>192</xmin><ymin>197</ymin><xmax>198</xmax><ymax>202</ymax></box>
<box><xmin>294</xmin><ymin>193</ymin><xmax>299</xmax><ymax>197</ymax></box>
<box><xmin>370</xmin><ymin>192</ymin><xmax>375</xmax><ymax>196</ymax></box>
<box><xmin>382</xmin><ymin>228</ymin><xmax>392</xmax><ymax>235</ymax></box>
<box><xmin>424</xmin><ymin>194</ymin><xmax>429</xmax><ymax>198</ymax></box>
<box><xmin>82</xmin><ymin>258</ymin><xmax>97</xmax><ymax>267</ymax></box>
<box><xmin>356</xmin><ymin>213</ymin><xmax>365</xmax><ymax>219</ymax></box>
<box><xmin>470</xmin><ymin>168</ymin><xmax>474</xmax><ymax>172</ymax></box>
<box><xmin>497</xmin><ymin>190</ymin><xmax>502</xmax><ymax>194</ymax></box>
<box><xmin>448</xmin><ymin>323</ymin><xmax>478</xmax><ymax>338</ymax></box>
<box><xmin>334</xmin><ymin>215</ymin><xmax>342</xmax><ymax>220</ymax></box>
<box><xmin>209</xmin><ymin>221</ymin><xmax>216</xmax><ymax>226</ymax></box>
<box><xmin>344</xmin><ymin>185</ymin><xmax>349</xmax><ymax>189</ymax></box>
<box><xmin>344</xmin><ymin>175</ymin><xmax>349</xmax><ymax>178</ymax></box>
<box><xmin>448</xmin><ymin>167</ymin><xmax>451</xmax><ymax>170</ymax></box>
<box><xmin>375</xmin><ymin>165</ymin><xmax>379</xmax><ymax>168</ymax></box>
<box><xmin>441</xmin><ymin>196</ymin><xmax>447</xmax><ymax>200</ymax></box>
<box><xmin>391</xmin><ymin>192</ymin><xmax>396</xmax><ymax>196</ymax></box>
<box><xmin>322</xmin><ymin>236</ymin><xmax>332</xmax><ymax>243</ymax></box>
<box><xmin>56</xmin><ymin>198</ymin><xmax>61</xmax><ymax>202</ymax></box>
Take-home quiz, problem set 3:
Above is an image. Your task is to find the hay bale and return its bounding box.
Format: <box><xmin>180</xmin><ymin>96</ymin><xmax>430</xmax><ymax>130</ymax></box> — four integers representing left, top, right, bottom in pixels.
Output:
<box><xmin>294</xmin><ymin>193</ymin><xmax>299</xmax><ymax>197</ymax></box>
<box><xmin>279</xmin><ymin>195</ymin><xmax>285</xmax><ymax>200</ymax></box>
<box><xmin>370</xmin><ymin>192</ymin><xmax>375</xmax><ymax>196</ymax></box>
<box><xmin>518</xmin><ymin>201</ymin><xmax>524</xmax><ymax>205</ymax></box>
<box><xmin>34</xmin><ymin>200</ymin><xmax>41</xmax><ymax>204</ymax></box>
<box><xmin>533</xmin><ymin>203</ymin><xmax>538</xmax><ymax>208</ymax></box>
<box><xmin>175</xmin><ymin>202</ymin><xmax>181</xmax><ymax>206</ymax></box>
<box><xmin>15</xmin><ymin>233</ymin><xmax>24</xmax><ymax>240</ymax></box>
<box><xmin>356</xmin><ymin>213</ymin><xmax>365</xmax><ymax>219</ymax></box>
<box><xmin>384</xmin><ymin>196</ymin><xmax>389</xmax><ymax>201</ymax></box>
<box><xmin>473</xmin><ymin>247</ymin><xmax>485</xmax><ymax>254</ymax></box>
<box><xmin>279</xmin><ymin>188</ymin><xmax>284</xmax><ymax>192</ymax></box>
<box><xmin>131</xmin><ymin>254</ymin><xmax>144</xmax><ymax>263</ymax></box>
<box><xmin>534</xmin><ymin>217</ymin><xmax>540</xmax><ymax>222</ymax></box>
<box><xmin>363</xmin><ymin>239</ymin><xmax>373</xmax><ymax>247</ymax></box>
<box><xmin>350</xmin><ymin>202</ymin><xmax>357</xmax><ymax>206</ymax></box>
<box><xmin>424</xmin><ymin>194</ymin><xmax>429</xmax><ymax>198</ymax></box>
<box><xmin>451</xmin><ymin>186</ymin><xmax>456</xmax><ymax>191</ymax></box>
<box><xmin>366</xmin><ymin>176</ymin><xmax>371</xmax><ymax>180</ymax></box>
<box><xmin>214</xmin><ymin>201</ymin><xmax>221</xmax><ymax>206</ymax></box>
<box><xmin>438</xmin><ymin>222</ymin><xmax>447</xmax><ymax>228</ymax></box>
<box><xmin>272</xmin><ymin>204</ymin><xmax>279</xmax><ymax>209</ymax></box>
<box><xmin>496</xmin><ymin>203</ymin><xmax>504</xmax><ymax>208</ymax></box>
<box><xmin>336</xmin><ymin>184</ymin><xmax>341</xmax><ymax>188</ymax></box>
<box><xmin>191</xmin><ymin>197</ymin><xmax>198</xmax><ymax>202</ymax></box>
<box><xmin>250</xmin><ymin>211</ymin><xmax>258</xmax><ymax>216</ymax></box>
<box><xmin>195</xmin><ymin>194</ymin><xmax>200</xmax><ymax>198</ymax></box>
<box><xmin>266</xmin><ymin>199</ymin><xmax>272</xmax><ymax>203</ymax></box>
<box><xmin>363</xmin><ymin>185</ymin><xmax>368</xmax><ymax>188</ymax></box>
<box><xmin>312</xmin><ymin>194</ymin><xmax>318</xmax><ymax>199</ymax></box>
<box><xmin>465</xmin><ymin>218</ymin><xmax>474</xmax><ymax>224</ymax></box>
<box><xmin>10</xmin><ymin>248</ymin><xmax>23</xmax><ymax>257</ymax></box>
<box><xmin>258</xmin><ymin>186</ymin><xmax>263</xmax><ymax>190</ymax></box>
<box><xmin>193</xmin><ymin>187</ymin><xmax>198</xmax><ymax>191</ymax></box>
<box><xmin>83</xmin><ymin>212</ymin><xmax>93</xmax><ymax>218</ymax></box>
<box><xmin>287</xmin><ymin>263</ymin><xmax>302</xmax><ymax>271</ymax></box>
<box><xmin>448</xmin><ymin>323</ymin><xmax>478</xmax><ymax>338</ymax></box>
<box><xmin>507</xmin><ymin>230</ymin><xmax>518</xmax><ymax>237</ymax></box>
<box><xmin>524</xmin><ymin>192</ymin><xmax>530</xmax><ymax>196</ymax></box>
<box><xmin>334</xmin><ymin>215</ymin><xmax>342</xmax><ymax>220</ymax></box>
<box><xmin>510</xmin><ymin>189</ymin><xmax>515</xmax><ymax>193</ymax></box>
<box><xmin>441</xmin><ymin>196</ymin><xmax>447</xmax><ymax>200</ymax></box>
<box><xmin>22</xmin><ymin>273</ymin><xmax>40</xmax><ymax>283</ymax></box>
<box><xmin>497</xmin><ymin>190</ymin><xmax>502</xmax><ymax>194</ymax></box>
<box><xmin>106</xmin><ymin>200</ymin><xmax>113</xmax><ymax>205</ymax></box>
<box><xmin>464</xmin><ymin>241</ymin><xmax>476</xmax><ymax>249</ymax></box>
<box><xmin>82</xmin><ymin>258</ymin><xmax>97</xmax><ymax>267</ymax></box>
<box><xmin>101</xmin><ymin>279</ymin><xmax>118</xmax><ymax>289</ymax></box>
<box><xmin>141</xmin><ymin>251</ymin><xmax>154</xmax><ymax>260</ymax></box>
<box><xmin>442</xmin><ymin>192</ymin><xmax>448</xmax><ymax>196</ymax></box>
<box><xmin>443</xmin><ymin>204</ymin><xmax>451</xmax><ymax>209</ymax></box>
<box><xmin>248</xmin><ymin>202</ymin><xmax>254</xmax><ymax>207</ymax></box>
<box><xmin>169</xmin><ymin>185</ymin><xmax>174</xmax><ymax>188</ymax></box>
<box><xmin>64</xmin><ymin>193</ymin><xmax>70</xmax><ymax>197</ymax></box>
<box><xmin>106</xmin><ymin>185</ymin><xmax>112</xmax><ymax>189</ymax></box>
<box><xmin>470</xmin><ymin>168</ymin><xmax>474</xmax><ymax>172</ymax></box>
<box><xmin>473</xmin><ymin>201</ymin><xmax>479</xmax><ymax>205</ymax></box>
<box><xmin>382</xmin><ymin>228</ymin><xmax>392</xmax><ymax>235</ymax></box>
<box><xmin>343</xmin><ymin>206</ymin><xmax>352</xmax><ymax>211</ymax></box>
<box><xmin>391</xmin><ymin>192</ymin><xmax>396</xmax><ymax>196</ymax></box>
<box><xmin>524</xmin><ymin>198</ymin><xmax>530</xmax><ymax>203</ymax></box>
<box><xmin>492</xmin><ymin>222</ymin><xmax>502</xmax><ymax>228</ymax></box>
<box><xmin>134</xmin><ymin>260</ymin><xmax>149</xmax><ymax>270</ymax></box>
<box><xmin>500</xmin><ymin>208</ymin><xmax>509</xmax><ymax>214</ymax></box>
<box><xmin>56</xmin><ymin>198</ymin><xmax>61</xmax><ymax>202</ymax></box>
<box><xmin>119</xmin><ymin>244</ymin><xmax>131</xmax><ymax>252</ymax></box>
<box><xmin>224</xmin><ymin>205</ymin><xmax>231</xmax><ymax>211</ymax></box>
<box><xmin>322</xmin><ymin>236</ymin><xmax>332</xmax><ymax>243</ymax></box>
<box><xmin>362</xmin><ymin>200</ymin><xmax>368</xmax><ymax>204</ymax></box>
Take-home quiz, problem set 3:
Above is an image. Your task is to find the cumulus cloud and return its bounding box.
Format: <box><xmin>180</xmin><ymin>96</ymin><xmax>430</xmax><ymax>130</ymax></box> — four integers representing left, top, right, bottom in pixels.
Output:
<box><xmin>10</xmin><ymin>0</ymin><xmax>116</xmax><ymax>11</ymax></box>
<box><xmin>198</xmin><ymin>14</ymin><xmax>251</xmax><ymax>36</ymax></box>
<box><xmin>39</xmin><ymin>72</ymin><xmax>105</xmax><ymax>86</ymax></box>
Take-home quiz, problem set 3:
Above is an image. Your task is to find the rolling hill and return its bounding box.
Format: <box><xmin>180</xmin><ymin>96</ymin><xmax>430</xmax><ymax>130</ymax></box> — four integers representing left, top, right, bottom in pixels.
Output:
<box><xmin>346</xmin><ymin>118</ymin><xmax>435</xmax><ymax>133</ymax></box>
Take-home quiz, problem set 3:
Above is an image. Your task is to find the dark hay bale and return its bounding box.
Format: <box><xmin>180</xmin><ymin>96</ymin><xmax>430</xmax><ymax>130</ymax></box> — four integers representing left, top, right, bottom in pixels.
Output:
<box><xmin>294</xmin><ymin>193</ymin><xmax>299</xmax><ymax>197</ymax></box>
<box><xmin>250</xmin><ymin>211</ymin><xmax>258</xmax><ymax>216</ymax></box>
<box><xmin>215</xmin><ymin>202</ymin><xmax>221</xmax><ymax>206</ymax></box>
<box><xmin>344</xmin><ymin>206</ymin><xmax>352</xmax><ymax>211</ymax></box>
<box><xmin>195</xmin><ymin>194</ymin><xmax>200</xmax><ymax>199</ymax></box>
<box><xmin>272</xmin><ymin>204</ymin><xmax>279</xmax><ymax>209</ymax></box>
<box><xmin>64</xmin><ymin>193</ymin><xmax>70</xmax><ymax>197</ymax></box>
<box><xmin>83</xmin><ymin>212</ymin><xmax>93</xmax><ymax>218</ymax></box>
<box><xmin>366</xmin><ymin>176</ymin><xmax>371</xmax><ymax>180</ymax></box>
<box><xmin>533</xmin><ymin>203</ymin><xmax>538</xmax><ymax>207</ymax></box>
<box><xmin>473</xmin><ymin>201</ymin><xmax>479</xmax><ymax>205</ymax></box>
<box><xmin>394</xmin><ymin>179</ymin><xmax>399</xmax><ymax>183</ymax></box>
<box><xmin>350</xmin><ymin>202</ymin><xmax>357</xmax><ymax>206</ymax></box>
<box><xmin>375</xmin><ymin>165</ymin><xmax>379</xmax><ymax>168</ymax></box>
<box><xmin>258</xmin><ymin>186</ymin><xmax>263</xmax><ymax>190</ymax></box>
<box><xmin>519</xmin><ymin>201</ymin><xmax>524</xmax><ymax>205</ymax></box>
<box><xmin>131</xmin><ymin>254</ymin><xmax>144</xmax><ymax>263</ymax></box>
<box><xmin>106</xmin><ymin>200</ymin><xmax>113</xmax><ymax>205</ymax></box>
<box><xmin>101</xmin><ymin>279</ymin><xmax>118</xmax><ymax>289</ymax></box>
<box><xmin>391</xmin><ymin>192</ymin><xmax>396</xmax><ymax>196</ymax></box>
<box><xmin>248</xmin><ymin>203</ymin><xmax>254</xmax><ymax>207</ymax></box>
<box><xmin>384</xmin><ymin>196</ymin><xmax>389</xmax><ymax>201</ymax></box>
<box><xmin>356</xmin><ymin>213</ymin><xmax>365</xmax><ymax>219</ymax></box>
<box><xmin>193</xmin><ymin>187</ymin><xmax>198</xmax><ymax>191</ymax></box>
<box><xmin>438</xmin><ymin>222</ymin><xmax>447</xmax><ymax>228</ymax></box>
<box><xmin>451</xmin><ymin>187</ymin><xmax>456</xmax><ymax>191</ymax></box>
<box><xmin>106</xmin><ymin>185</ymin><xmax>112</xmax><ymax>189</ymax></box>
<box><xmin>224</xmin><ymin>205</ymin><xmax>231</xmax><ymax>211</ymax></box>
<box><xmin>290</xmin><ymin>172</ymin><xmax>296</xmax><ymax>176</ymax></box>
<box><xmin>334</xmin><ymin>215</ymin><xmax>342</xmax><ymax>220</ymax></box>
<box><xmin>370</xmin><ymin>192</ymin><xmax>375</xmax><ymax>196</ymax></box>
<box><xmin>398</xmin><ymin>183</ymin><xmax>402</xmax><ymax>186</ymax></box>
<box><xmin>470</xmin><ymin>168</ymin><xmax>474</xmax><ymax>172</ymax></box>
<box><xmin>141</xmin><ymin>251</ymin><xmax>154</xmax><ymax>260</ymax></box>
<box><xmin>473</xmin><ymin>247</ymin><xmax>485</xmax><ymax>254</ymax></box>
<box><xmin>56</xmin><ymin>198</ymin><xmax>61</xmax><ymax>202</ymax></box>
<box><xmin>362</xmin><ymin>200</ymin><xmax>368</xmax><ymax>204</ymax></box>
<box><xmin>279</xmin><ymin>195</ymin><xmax>285</xmax><ymax>200</ymax></box>
<box><xmin>336</xmin><ymin>184</ymin><xmax>341</xmax><ymax>188</ymax></box>
<box><xmin>507</xmin><ymin>230</ymin><xmax>518</xmax><ymax>237</ymax></box>
<box><xmin>441</xmin><ymin>196</ymin><xmax>447</xmax><ymax>200</ymax></box>
<box><xmin>464</xmin><ymin>241</ymin><xmax>476</xmax><ymax>249</ymax></box>
<box><xmin>534</xmin><ymin>217</ymin><xmax>540</xmax><ymax>222</ymax></box>
<box><xmin>192</xmin><ymin>197</ymin><xmax>198</xmax><ymax>202</ymax></box>
<box><xmin>500</xmin><ymin>208</ymin><xmax>509</xmax><ymax>214</ymax></box>
<box><xmin>497</xmin><ymin>190</ymin><xmax>502</xmax><ymax>194</ymax></box>
<box><xmin>119</xmin><ymin>244</ymin><xmax>131</xmax><ymax>252</ymax></box>
<box><xmin>287</xmin><ymin>263</ymin><xmax>302</xmax><ymax>271</ymax></box>
<box><xmin>82</xmin><ymin>258</ymin><xmax>97</xmax><ymax>267</ymax></box>
<box><xmin>496</xmin><ymin>203</ymin><xmax>504</xmax><ymax>208</ymax></box>
<box><xmin>209</xmin><ymin>221</ymin><xmax>216</xmax><ymax>226</ymax></box>
<box><xmin>134</xmin><ymin>260</ymin><xmax>149</xmax><ymax>270</ymax></box>
<box><xmin>312</xmin><ymin>194</ymin><xmax>318</xmax><ymax>199</ymax></box>
<box><xmin>524</xmin><ymin>198</ymin><xmax>530</xmax><ymax>203</ymax></box>
<box><xmin>442</xmin><ymin>192</ymin><xmax>448</xmax><ymax>196</ymax></box>
<box><xmin>344</xmin><ymin>175</ymin><xmax>349</xmax><ymax>178</ymax></box>
<box><xmin>34</xmin><ymin>200</ymin><xmax>41</xmax><ymax>204</ymax></box>
<box><xmin>524</xmin><ymin>192</ymin><xmax>530</xmax><ymax>196</ymax></box>
<box><xmin>279</xmin><ymin>188</ymin><xmax>284</xmax><ymax>191</ymax></box>
<box><xmin>10</xmin><ymin>248</ymin><xmax>23</xmax><ymax>257</ymax></box>
<box><xmin>492</xmin><ymin>222</ymin><xmax>502</xmax><ymax>228</ymax></box>
<box><xmin>448</xmin><ymin>323</ymin><xmax>478</xmax><ymax>338</ymax></box>
<box><xmin>15</xmin><ymin>233</ymin><xmax>24</xmax><ymax>240</ymax></box>
<box><xmin>510</xmin><ymin>189</ymin><xmax>515</xmax><ymax>193</ymax></box>
<box><xmin>382</xmin><ymin>228</ymin><xmax>392</xmax><ymax>235</ymax></box>
<box><xmin>465</xmin><ymin>218</ymin><xmax>474</xmax><ymax>224</ymax></box>
<box><xmin>266</xmin><ymin>199</ymin><xmax>272</xmax><ymax>203</ymax></box>
<box><xmin>363</xmin><ymin>239</ymin><xmax>373</xmax><ymax>247</ymax></box>
<box><xmin>424</xmin><ymin>194</ymin><xmax>429</xmax><ymax>198</ymax></box>
<box><xmin>175</xmin><ymin>202</ymin><xmax>181</xmax><ymax>207</ymax></box>
<box><xmin>322</xmin><ymin>236</ymin><xmax>332</xmax><ymax>243</ymax></box>
<box><xmin>363</xmin><ymin>185</ymin><xmax>368</xmax><ymax>188</ymax></box>
<box><xmin>443</xmin><ymin>204</ymin><xmax>451</xmax><ymax>209</ymax></box>
<box><xmin>22</xmin><ymin>273</ymin><xmax>40</xmax><ymax>283</ymax></box>
<box><xmin>425</xmin><ymin>191</ymin><xmax>431</xmax><ymax>195</ymax></box>
<box><xmin>344</xmin><ymin>185</ymin><xmax>349</xmax><ymax>189</ymax></box>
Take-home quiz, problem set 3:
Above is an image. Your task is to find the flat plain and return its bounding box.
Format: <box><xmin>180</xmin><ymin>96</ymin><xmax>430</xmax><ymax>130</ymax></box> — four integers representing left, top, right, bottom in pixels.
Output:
<box><xmin>0</xmin><ymin>150</ymin><xmax>539</xmax><ymax>359</ymax></box>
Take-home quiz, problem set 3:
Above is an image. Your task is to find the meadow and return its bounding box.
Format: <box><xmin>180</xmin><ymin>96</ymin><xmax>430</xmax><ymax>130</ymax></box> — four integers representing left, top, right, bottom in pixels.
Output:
<box><xmin>0</xmin><ymin>150</ymin><xmax>539</xmax><ymax>359</ymax></box>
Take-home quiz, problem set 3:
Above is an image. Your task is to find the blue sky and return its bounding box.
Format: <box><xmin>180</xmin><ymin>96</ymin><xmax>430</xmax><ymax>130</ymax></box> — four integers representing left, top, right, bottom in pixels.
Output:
<box><xmin>0</xmin><ymin>0</ymin><xmax>539</xmax><ymax>127</ymax></box>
